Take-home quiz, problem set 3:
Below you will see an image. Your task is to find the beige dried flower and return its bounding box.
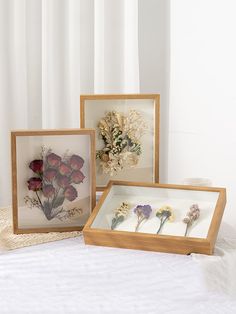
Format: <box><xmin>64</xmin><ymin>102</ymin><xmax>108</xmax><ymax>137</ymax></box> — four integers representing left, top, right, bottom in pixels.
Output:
<box><xmin>96</xmin><ymin>109</ymin><xmax>147</xmax><ymax>176</ymax></box>
<box><xmin>111</xmin><ymin>202</ymin><xmax>130</xmax><ymax>230</ymax></box>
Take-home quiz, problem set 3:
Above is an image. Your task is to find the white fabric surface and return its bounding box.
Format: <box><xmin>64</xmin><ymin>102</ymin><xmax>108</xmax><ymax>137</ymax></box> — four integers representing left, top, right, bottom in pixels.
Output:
<box><xmin>193</xmin><ymin>222</ymin><xmax>236</xmax><ymax>298</ymax></box>
<box><xmin>1</xmin><ymin>226</ymin><xmax>236</xmax><ymax>313</ymax></box>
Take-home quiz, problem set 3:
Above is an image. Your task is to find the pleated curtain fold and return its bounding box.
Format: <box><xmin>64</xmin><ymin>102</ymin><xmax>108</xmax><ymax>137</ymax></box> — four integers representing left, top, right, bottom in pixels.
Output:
<box><xmin>0</xmin><ymin>0</ymin><xmax>139</xmax><ymax>206</ymax></box>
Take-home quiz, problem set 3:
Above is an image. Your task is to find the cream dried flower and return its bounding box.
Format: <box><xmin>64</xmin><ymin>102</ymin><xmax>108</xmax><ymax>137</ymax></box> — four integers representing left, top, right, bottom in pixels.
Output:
<box><xmin>96</xmin><ymin>109</ymin><xmax>147</xmax><ymax>176</ymax></box>
<box><xmin>111</xmin><ymin>202</ymin><xmax>130</xmax><ymax>230</ymax></box>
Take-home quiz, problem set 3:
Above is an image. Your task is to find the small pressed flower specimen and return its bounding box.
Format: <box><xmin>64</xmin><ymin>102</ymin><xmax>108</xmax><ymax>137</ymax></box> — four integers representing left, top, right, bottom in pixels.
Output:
<box><xmin>183</xmin><ymin>204</ymin><xmax>200</xmax><ymax>236</ymax></box>
<box><xmin>96</xmin><ymin>110</ymin><xmax>148</xmax><ymax>176</ymax></box>
<box><xmin>156</xmin><ymin>206</ymin><xmax>174</xmax><ymax>234</ymax></box>
<box><xmin>134</xmin><ymin>205</ymin><xmax>152</xmax><ymax>232</ymax></box>
<box><xmin>111</xmin><ymin>202</ymin><xmax>130</xmax><ymax>230</ymax></box>
<box><xmin>25</xmin><ymin>147</ymin><xmax>85</xmax><ymax>221</ymax></box>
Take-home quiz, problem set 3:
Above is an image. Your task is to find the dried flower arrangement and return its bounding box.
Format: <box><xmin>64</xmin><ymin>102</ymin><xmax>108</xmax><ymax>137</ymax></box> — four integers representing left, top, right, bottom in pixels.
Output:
<box><xmin>111</xmin><ymin>202</ymin><xmax>130</xmax><ymax>230</ymax></box>
<box><xmin>183</xmin><ymin>204</ymin><xmax>200</xmax><ymax>236</ymax></box>
<box><xmin>25</xmin><ymin>146</ymin><xmax>85</xmax><ymax>221</ymax></box>
<box><xmin>134</xmin><ymin>205</ymin><xmax>152</xmax><ymax>232</ymax></box>
<box><xmin>156</xmin><ymin>206</ymin><xmax>174</xmax><ymax>234</ymax></box>
<box><xmin>96</xmin><ymin>110</ymin><xmax>148</xmax><ymax>175</ymax></box>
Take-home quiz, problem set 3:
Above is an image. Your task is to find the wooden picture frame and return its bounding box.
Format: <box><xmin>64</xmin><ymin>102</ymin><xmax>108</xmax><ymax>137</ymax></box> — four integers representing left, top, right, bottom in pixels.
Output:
<box><xmin>11</xmin><ymin>129</ymin><xmax>96</xmax><ymax>234</ymax></box>
<box><xmin>83</xmin><ymin>181</ymin><xmax>226</xmax><ymax>255</ymax></box>
<box><xmin>80</xmin><ymin>94</ymin><xmax>160</xmax><ymax>190</ymax></box>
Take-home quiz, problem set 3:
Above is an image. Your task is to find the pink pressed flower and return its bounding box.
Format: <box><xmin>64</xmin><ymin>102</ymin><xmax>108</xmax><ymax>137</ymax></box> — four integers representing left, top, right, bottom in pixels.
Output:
<box><xmin>56</xmin><ymin>174</ymin><xmax>70</xmax><ymax>188</ymax></box>
<box><xmin>59</xmin><ymin>162</ymin><xmax>71</xmax><ymax>176</ymax></box>
<box><xmin>71</xmin><ymin>170</ymin><xmax>85</xmax><ymax>184</ymax></box>
<box><xmin>44</xmin><ymin>168</ymin><xmax>57</xmax><ymax>182</ymax></box>
<box><xmin>64</xmin><ymin>185</ymin><xmax>78</xmax><ymax>201</ymax></box>
<box><xmin>183</xmin><ymin>204</ymin><xmax>200</xmax><ymax>236</ymax></box>
<box><xmin>27</xmin><ymin>177</ymin><xmax>42</xmax><ymax>191</ymax></box>
<box><xmin>42</xmin><ymin>185</ymin><xmax>55</xmax><ymax>198</ymax></box>
<box><xmin>46</xmin><ymin>153</ymin><xmax>61</xmax><ymax>168</ymax></box>
<box><xmin>69</xmin><ymin>155</ymin><xmax>84</xmax><ymax>170</ymax></box>
<box><xmin>29</xmin><ymin>160</ymin><xmax>43</xmax><ymax>174</ymax></box>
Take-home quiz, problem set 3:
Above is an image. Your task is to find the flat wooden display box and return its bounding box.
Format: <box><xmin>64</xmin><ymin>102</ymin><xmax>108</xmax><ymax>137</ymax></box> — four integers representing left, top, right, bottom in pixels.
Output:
<box><xmin>83</xmin><ymin>181</ymin><xmax>226</xmax><ymax>255</ymax></box>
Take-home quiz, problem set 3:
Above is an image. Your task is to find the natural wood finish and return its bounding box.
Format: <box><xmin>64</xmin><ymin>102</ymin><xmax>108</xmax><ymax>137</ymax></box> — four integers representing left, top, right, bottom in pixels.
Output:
<box><xmin>83</xmin><ymin>181</ymin><xmax>226</xmax><ymax>255</ymax></box>
<box><xmin>11</xmin><ymin>129</ymin><xmax>96</xmax><ymax>234</ymax></box>
<box><xmin>80</xmin><ymin>94</ymin><xmax>160</xmax><ymax>190</ymax></box>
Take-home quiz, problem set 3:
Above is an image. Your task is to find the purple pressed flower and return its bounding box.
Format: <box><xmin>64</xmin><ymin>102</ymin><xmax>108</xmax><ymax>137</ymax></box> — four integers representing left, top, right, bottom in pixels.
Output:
<box><xmin>29</xmin><ymin>159</ymin><xmax>43</xmax><ymax>174</ymax></box>
<box><xmin>69</xmin><ymin>155</ymin><xmax>84</xmax><ymax>170</ymax></box>
<box><xmin>46</xmin><ymin>153</ymin><xmax>61</xmax><ymax>168</ymax></box>
<box><xmin>44</xmin><ymin>168</ymin><xmax>57</xmax><ymax>182</ymax></box>
<box><xmin>59</xmin><ymin>162</ymin><xmax>71</xmax><ymax>176</ymax></box>
<box><xmin>56</xmin><ymin>174</ymin><xmax>70</xmax><ymax>188</ymax></box>
<box><xmin>27</xmin><ymin>177</ymin><xmax>42</xmax><ymax>191</ymax></box>
<box><xmin>70</xmin><ymin>170</ymin><xmax>85</xmax><ymax>184</ymax></box>
<box><xmin>64</xmin><ymin>185</ymin><xmax>78</xmax><ymax>201</ymax></box>
<box><xmin>134</xmin><ymin>205</ymin><xmax>152</xmax><ymax>218</ymax></box>
<box><xmin>42</xmin><ymin>185</ymin><xmax>55</xmax><ymax>198</ymax></box>
<box><xmin>134</xmin><ymin>205</ymin><xmax>152</xmax><ymax>232</ymax></box>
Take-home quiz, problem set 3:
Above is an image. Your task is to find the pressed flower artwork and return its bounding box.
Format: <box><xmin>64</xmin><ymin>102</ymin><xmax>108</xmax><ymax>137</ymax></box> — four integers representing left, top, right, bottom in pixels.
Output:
<box><xmin>11</xmin><ymin>130</ymin><xmax>96</xmax><ymax>233</ymax></box>
<box><xmin>86</xmin><ymin>182</ymin><xmax>225</xmax><ymax>255</ymax></box>
<box><xmin>80</xmin><ymin>95</ymin><xmax>160</xmax><ymax>189</ymax></box>
<box><xmin>25</xmin><ymin>147</ymin><xmax>85</xmax><ymax>221</ymax></box>
<box><xmin>96</xmin><ymin>110</ymin><xmax>148</xmax><ymax>176</ymax></box>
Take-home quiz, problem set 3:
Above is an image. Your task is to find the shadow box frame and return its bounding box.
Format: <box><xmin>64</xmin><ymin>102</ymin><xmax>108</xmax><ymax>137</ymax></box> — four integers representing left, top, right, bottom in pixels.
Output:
<box><xmin>11</xmin><ymin>129</ymin><xmax>96</xmax><ymax>234</ymax></box>
<box><xmin>80</xmin><ymin>94</ymin><xmax>160</xmax><ymax>191</ymax></box>
<box><xmin>83</xmin><ymin>181</ymin><xmax>226</xmax><ymax>255</ymax></box>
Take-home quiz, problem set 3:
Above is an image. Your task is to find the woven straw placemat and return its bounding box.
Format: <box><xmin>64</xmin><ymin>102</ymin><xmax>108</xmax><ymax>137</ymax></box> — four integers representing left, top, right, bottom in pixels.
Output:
<box><xmin>0</xmin><ymin>207</ymin><xmax>82</xmax><ymax>251</ymax></box>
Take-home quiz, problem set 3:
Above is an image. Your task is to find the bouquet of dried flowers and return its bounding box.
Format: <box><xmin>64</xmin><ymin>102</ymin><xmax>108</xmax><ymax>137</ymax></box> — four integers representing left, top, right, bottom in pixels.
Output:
<box><xmin>96</xmin><ymin>110</ymin><xmax>148</xmax><ymax>175</ymax></box>
<box><xmin>183</xmin><ymin>204</ymin><xmax>200</xmax><ymax>236</ymax></box>
<box><xmin>111</xmin><ymin>202</ymin><xmax>130</xmax><ymax>230</ymax></box>
<box><xmin>25</xmin><ymin>147</ymin><xmax>85</xmax><ymax>221</ymax></box>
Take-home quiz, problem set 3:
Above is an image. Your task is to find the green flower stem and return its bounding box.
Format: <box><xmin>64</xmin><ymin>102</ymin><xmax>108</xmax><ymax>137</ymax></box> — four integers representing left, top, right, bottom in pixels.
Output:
<box><xmin>135</xmin><ymin>217</ymin><xmax>146</xmax><ymax>232</ymax></box>
<box><xmin>50</xmin><ymin>206</ymin><xmax>64</xmax><ymax>219</ymax></box>
<box><xmin>156</xmin><ymin>216</ymin><xmax>169</xmax><ymax>234</ymax></box>
<box><xmin>184</xmin><ymin>223</ymin><xmax>191</xmax><ymax>237</ymax></box>
<box><xmin>51</xmin><ymin>187</ymin><xmax>61</xmax><ymax>209</ymax></box>
<box><xmin>35</xmin><ymin>190</ymin><xmax>43</xmax><ymax>210</ymax></box>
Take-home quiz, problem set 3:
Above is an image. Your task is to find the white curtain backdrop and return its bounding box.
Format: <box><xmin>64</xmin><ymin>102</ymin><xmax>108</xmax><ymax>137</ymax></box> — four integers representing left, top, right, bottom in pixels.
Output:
<box><xmin>0</xmin><ymin>0</ymin><xmax>140</xmax><ymax>206</ymax></box>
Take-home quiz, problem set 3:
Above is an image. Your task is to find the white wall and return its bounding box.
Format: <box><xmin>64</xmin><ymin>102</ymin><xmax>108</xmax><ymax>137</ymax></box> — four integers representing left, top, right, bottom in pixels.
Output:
<box><xmin>169</xmin><ymin>0</ymin><xmax>236</xmax><ymax>226</ymax></box>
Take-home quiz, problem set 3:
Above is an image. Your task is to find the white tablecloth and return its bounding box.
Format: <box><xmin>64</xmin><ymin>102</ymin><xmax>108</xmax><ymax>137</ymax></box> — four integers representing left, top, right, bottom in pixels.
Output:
<box><xmin>0</xmin><ymin>223</ymin><xmax>236</xmax><ymax>314</ymax></box>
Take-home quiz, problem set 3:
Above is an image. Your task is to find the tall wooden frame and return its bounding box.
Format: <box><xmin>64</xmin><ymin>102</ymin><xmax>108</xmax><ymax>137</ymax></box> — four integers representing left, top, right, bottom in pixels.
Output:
<box><xmin>80</xmin><ymin>94</ymin><xmax>160</xmax><ymax>190</ymax></box>
<box><xmin>11</xmin><ymin>129</ymin><xmax>96</xmax><ymax>234</ymax></box>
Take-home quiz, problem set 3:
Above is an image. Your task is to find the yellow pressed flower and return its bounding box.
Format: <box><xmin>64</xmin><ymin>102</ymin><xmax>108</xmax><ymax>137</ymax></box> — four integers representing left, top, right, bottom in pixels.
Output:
<box><xmin>156</xmin><ymin>205</ymin><xmax>174</xmax><ymax>234</ymax></box>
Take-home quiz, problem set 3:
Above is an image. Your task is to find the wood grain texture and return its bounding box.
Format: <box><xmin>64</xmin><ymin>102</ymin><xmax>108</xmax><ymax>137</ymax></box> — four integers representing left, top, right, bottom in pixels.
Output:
<box><xmin>80</xmin><ymin>94</ymin><xmax>160</xmax><ymax>190</ymax></box>
<box><xmin>83</xmin><ymin>181</ymin><xmax>226</xmax><ymax>255</ymax></box>
<box><xmin>11</xmin><ymin>129</ymin><xmax>96</xmax><ymax>234</ymax></box>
